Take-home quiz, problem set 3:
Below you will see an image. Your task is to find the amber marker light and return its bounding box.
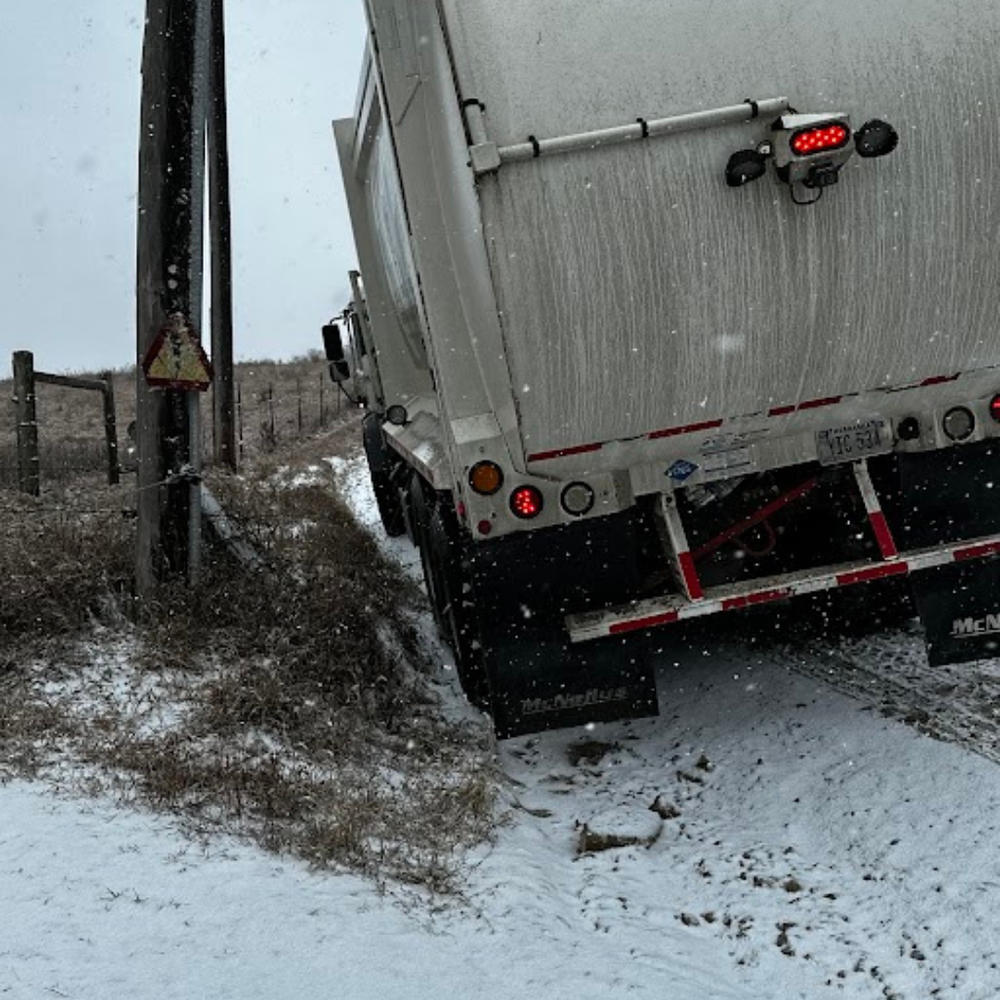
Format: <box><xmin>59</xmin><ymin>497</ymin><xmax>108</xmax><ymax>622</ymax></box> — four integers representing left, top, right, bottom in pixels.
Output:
<box><xmin>469</xmin><ymin>461</ymin><xmax>504</xmax><ymax>496</ymax></box>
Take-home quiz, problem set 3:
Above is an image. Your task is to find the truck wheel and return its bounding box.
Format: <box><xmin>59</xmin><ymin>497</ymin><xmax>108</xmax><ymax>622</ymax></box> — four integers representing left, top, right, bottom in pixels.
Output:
<box><xmin>409</xmin><ymin>480</ymin><xmax>447</xmax><ymax>636</ymax></box>
<box><xmin>427</xmin><ymin>506</ymin><xmax>490</xmax><ymax>710</ymax></box>
<box><xmin>362</xmin><ymin>414</ymin><xmax>406</xmax><ymax>537</ymax></box>
<box><xmin>410</xmin><ymin>477</ymin><xmax>490</xmax><ymax>710</ymax></box>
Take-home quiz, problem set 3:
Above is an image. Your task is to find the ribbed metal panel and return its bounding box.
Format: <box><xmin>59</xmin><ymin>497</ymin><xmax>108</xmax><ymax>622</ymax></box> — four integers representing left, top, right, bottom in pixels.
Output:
<box><xmin>440</xmin><ymin>0</ymin><xmax>1000</xmax><ymax>455</ymax></box>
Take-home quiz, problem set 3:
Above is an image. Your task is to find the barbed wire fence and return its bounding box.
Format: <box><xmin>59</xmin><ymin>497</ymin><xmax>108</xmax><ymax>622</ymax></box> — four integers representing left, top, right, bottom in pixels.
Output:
<box><xmin>2</xmin><ymin>367</ymin><xmax>349</xmax><ymax>494</ymax></box>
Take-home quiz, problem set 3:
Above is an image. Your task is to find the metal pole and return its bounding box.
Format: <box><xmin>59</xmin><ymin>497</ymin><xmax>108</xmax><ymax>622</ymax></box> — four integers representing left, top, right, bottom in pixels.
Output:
<box><xmin>478</xmin><ymin>97</ymin><xmax>791</xmax><ymax>173</ymax></box>
<box><xmin>209</xmin><ymin>0</ymin><xmax>236</xmax><ymax>471</ymax></box>
<box><xmin>12</xmin><ymin>351</ymin><xmax>39</xmax><ymax>497</ymax></box>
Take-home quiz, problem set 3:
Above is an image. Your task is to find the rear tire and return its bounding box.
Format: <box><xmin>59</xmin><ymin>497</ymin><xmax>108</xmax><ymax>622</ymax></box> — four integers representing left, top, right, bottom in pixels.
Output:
<box><xmin>428</xmin><ymin>506</ymin><xmax>490</xmax><ymax>710</ymax></box>
<box><xmin>410</xmin><ymin>477</ymin><xmax>490</xmax><ymax>710</ymax></box>
<box><xmin>362</xmin><ymin>414</ymin><xmax>406</xmax><ymax>537</ymax></box>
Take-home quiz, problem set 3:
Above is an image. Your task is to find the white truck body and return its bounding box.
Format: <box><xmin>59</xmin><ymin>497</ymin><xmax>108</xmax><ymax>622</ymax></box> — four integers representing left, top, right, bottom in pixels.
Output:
<box><xmin>341</xmin><ymin>0</ymin><xmax>1000</xmax><ymax>508</ymax></box>
<box><xmin>446</xmin><ymin>0</ymin><xmax>999</xmax><ymax>467</ymax></box>
<box><xmin>334</xmin><ymin>0</ymin><xmax>1000</xmax><ymax>735</ymax></box>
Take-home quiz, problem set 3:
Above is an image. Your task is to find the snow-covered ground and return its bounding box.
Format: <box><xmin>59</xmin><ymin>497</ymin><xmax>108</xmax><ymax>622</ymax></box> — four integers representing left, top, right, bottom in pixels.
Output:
<box><xmin>4</xmin><ymin>455</ymin><xmax>1000</xmax><ymax>999</ymax></box>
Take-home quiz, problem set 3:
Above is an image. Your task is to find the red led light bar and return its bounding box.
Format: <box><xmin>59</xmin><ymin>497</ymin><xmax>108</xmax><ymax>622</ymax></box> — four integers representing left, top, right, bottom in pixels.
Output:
<box><xmin>790</xmin><ymin>123</ymin><xmax>850</xmax><ymax>156</ymax></box>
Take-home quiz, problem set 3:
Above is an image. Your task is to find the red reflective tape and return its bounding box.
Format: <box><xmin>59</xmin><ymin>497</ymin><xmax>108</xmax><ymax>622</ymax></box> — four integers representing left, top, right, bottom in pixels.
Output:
<box><xmin>836</xmin><ymin>562</ymin><xmax>908</xmax><ymax>587</ymax></box>
<box><xmin>920</xmin><ymin>374</ymin><xmax>960</xmax><ymax>387</ymax></box>
<box><xmin>954</xmin><ymin>540</ymin><xmax>1000</xmax><ymax>562</ymax></box>
<box><xmin>869</xmin><ymin>511</ymin><xmax>898</xmax><ymax>559</ymax></box>
<box><xmin>648</xmin><ymin>419</ymin><xmax>723</xmax><ymax>441</ymax></box>
<box><xmin>609</xmin><ymin>610</ymin><xmax>680</xmax><ymax>635</ymax></box>
<box><xmin>527</xmin><ymin>442</ymin><xmax>603</xmax><ymax>462</ymax></box>
<box><xmin>798</xmin><ymin>395</ymin><xmax>843</xmax><ymax>411</ymax></box>
<box><xmin>722</xmin><ymin>589</ymin><xmax>792</xmax><ymax>611</ymax></box>
<box><xmin>768</xmin><ymin>397</ymin><xmax>841</xmax><ymax>416</ymax></box>
<box><xmin>678</xmin><ymin>551</ymin><xmax>704</xmax><ymax>601</ymax></box>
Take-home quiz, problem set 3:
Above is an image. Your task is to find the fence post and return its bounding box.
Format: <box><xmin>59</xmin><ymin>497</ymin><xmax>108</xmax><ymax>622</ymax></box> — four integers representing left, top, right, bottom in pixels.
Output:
<box><xmin>297</xmin><ymin>377</ymin><xmax>303</xmax><ymax>436</ymax></box>
<box><xmin>237</xmin><ymin>381</ymin><xmax>244</xmax><ymax>461</ymax></box>
<box><xmin>319</xmin><ymin>372</ymin><xmax>325</xmax><ymax>429</ymax></box>
<box><xmin>12</xmin><ymin>351</ymin><xmax>40</xmax><ymax>497</ymax></box>
<box><xmin>101</xmin><ymin>371</ymin><xmax>120</xmax><ymax>485</ymax></box>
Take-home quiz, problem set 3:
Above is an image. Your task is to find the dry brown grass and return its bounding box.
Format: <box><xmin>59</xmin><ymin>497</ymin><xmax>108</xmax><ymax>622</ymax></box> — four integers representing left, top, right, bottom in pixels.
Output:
<box><xmin>0</xmin><ymin>430</ymin><xmax>497</xmax><ymax>894</ymax></box>
<box><xmin>0</xmin><ymin>478</ymin><xmax>134</xmax><ymax>652</ymax></box>
<box><xmin>0</xmin><ymin>671</ymin><xmax>79</xmax><ymax>776</ymax></box>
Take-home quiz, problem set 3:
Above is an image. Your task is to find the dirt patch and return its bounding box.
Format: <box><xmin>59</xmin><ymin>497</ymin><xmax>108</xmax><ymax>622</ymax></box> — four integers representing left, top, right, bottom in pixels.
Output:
<box><xmin>566</xmin><ymin>739</ymin><xmax>617</xmax><ymax>767</ymax></box>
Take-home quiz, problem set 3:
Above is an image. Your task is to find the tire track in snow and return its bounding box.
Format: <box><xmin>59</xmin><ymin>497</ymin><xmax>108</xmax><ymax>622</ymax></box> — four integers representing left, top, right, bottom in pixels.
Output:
<box><xmin>779</xmin><ymin>623</ymin><xmax>1000</xmax><ymax>767</ymax></box>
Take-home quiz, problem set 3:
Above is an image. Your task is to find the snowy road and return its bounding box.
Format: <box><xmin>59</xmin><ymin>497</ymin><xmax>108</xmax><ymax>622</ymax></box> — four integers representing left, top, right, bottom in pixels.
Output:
<box><xmin>336</xmin><ymin>454</ymin><xmax>1000</xmax><ymax>998</ymax></box>
<box><xmin>3</xmin><ymin>457</ymin><xmax>1000</xmax><ymax>999</ymax></box>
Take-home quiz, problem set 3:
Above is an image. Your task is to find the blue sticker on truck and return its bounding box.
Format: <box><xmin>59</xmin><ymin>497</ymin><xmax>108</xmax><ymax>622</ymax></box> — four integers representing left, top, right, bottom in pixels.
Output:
<box><xmin>667</xmin><ymin>459</ymin><xmax>699</xmax><ymax>482</ymax></box>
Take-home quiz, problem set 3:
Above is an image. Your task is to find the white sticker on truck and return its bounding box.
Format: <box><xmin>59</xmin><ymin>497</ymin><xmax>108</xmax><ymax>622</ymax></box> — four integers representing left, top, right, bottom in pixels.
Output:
<box><xmin>700</xmin><ymin>447</ymin><xmax>754</xmax><ymax>480</ymax></box>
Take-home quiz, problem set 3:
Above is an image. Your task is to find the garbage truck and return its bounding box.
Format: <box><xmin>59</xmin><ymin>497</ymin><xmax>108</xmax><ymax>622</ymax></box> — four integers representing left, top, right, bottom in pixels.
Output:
<box><xmin>327</xmin><ymin>0</ymin><xmax>1000</xmax><ymax>737</ymax></box>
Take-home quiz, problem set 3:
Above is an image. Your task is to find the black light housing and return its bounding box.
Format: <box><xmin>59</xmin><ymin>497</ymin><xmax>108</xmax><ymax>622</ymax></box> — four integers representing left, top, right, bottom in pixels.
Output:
<box><xmin>385</xmin><ymin>404</ymin><xmax>408</xmax><ymax>426</ymax></box>
<box><xmin>854</xmin><ymin>119</ymin><xmax>899</xmax><ymax>159</ymax></box>
<box><xmin>725</xmin><ymin>149</ymin><xmax>768</xmax><ymax>187</ymax></box>
<box><xmin>803</xmin><ymin>162</ymin><xmax>843</xmax><ymax>189</ymax></box>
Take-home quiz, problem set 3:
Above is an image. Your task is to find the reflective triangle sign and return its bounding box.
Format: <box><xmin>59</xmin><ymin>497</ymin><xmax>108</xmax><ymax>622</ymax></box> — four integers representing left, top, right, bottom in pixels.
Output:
<box><xmin>142</xmin><ymin>313</ymin><xmax>214</xmax><ymax>390</ymax></box>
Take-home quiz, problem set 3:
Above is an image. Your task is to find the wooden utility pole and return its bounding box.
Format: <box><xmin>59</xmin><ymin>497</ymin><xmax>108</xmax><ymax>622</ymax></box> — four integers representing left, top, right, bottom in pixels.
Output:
<box><xmin>136</xmin><ymin>0</ymin><xmax>212</xmax><ymax>597</ymax></box>
<box><xmin>12</xmin><ymin>351</ymin><xmax>39</xmax><ymax>497</ymax></box>
<box><xmin>209</xmin><ymin>0</ymin><xmax>237</xmax><ymax>471</ymax></box>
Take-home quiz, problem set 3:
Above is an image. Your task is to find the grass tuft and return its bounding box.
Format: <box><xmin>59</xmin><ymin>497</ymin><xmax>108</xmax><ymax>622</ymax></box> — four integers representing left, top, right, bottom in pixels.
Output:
<box><xmin>0</xmin><ymin>437</ymin><xmax>497</xmax><ymax>894</ymax></box>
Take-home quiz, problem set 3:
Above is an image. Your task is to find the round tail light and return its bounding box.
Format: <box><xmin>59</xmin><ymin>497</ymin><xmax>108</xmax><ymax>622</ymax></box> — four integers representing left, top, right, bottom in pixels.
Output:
<box><xmin>469</xmin><ymin>461</ymin><xmax>503</xmax><ymax>496</ymax></box>
<box><xmin>560</xmin><ymin>482</ymin><xmax>595</xmax><ymax>516</ymax></box>
<box><xmin>510</xmin><ymin>485</ymin><xmax>543</xmax><ymax>519</ymax></box>
<box><xmin>989</xmin><ymin>395</ymin><xmax>1000</xmax><ymax>424</ymax></box>
<box><xmin>943</xmin><ymin>406</ymin><xmax>975</xmax><ymax>441</ymax></box>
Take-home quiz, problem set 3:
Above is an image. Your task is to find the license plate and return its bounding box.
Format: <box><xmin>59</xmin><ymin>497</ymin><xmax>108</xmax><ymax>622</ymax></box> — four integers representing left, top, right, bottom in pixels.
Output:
<box><xmin>815</xmin><ymin>418</ymin><xmax>891</xmax><ymax>466</ymax></box>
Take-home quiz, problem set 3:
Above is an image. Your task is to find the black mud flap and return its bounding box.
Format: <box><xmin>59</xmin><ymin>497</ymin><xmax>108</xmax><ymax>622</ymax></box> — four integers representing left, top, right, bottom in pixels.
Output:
<box><xmin>482</xmin><ymin>625</ymin><xmax>659</xmax><ymax>739</ymax></box>
<box><xmin>911</xmin><ymin>561</ymin><xmax>1000</xmax><ymax>666</ymax></box>
<box><xmin>891</xmin><ymin>441</ymin><xmax>1000</xmax><ymax>667</ymax></box>
<box><xmin>466</xmin><ymin>512</ymin><xmax>661</xmax><ymax>739</ymax></box>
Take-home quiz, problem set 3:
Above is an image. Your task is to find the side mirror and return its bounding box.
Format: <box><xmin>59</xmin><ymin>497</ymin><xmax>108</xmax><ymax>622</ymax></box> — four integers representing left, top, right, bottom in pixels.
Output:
<box><xmin>854</xmin><ymin>119</ymin><xmax>899</xmax><ymax>159</ymax></box>
<box><xmin>322</xmin><ymin>323</ymin><xmax>344</xmax><ymax>363</ymax></box>
<box><xmin>322</xmin><ymin>323</ymin><xmax>351</xmax><ymax>383</ymax></box>
<box><xmin>725</xmin><ymin>149</ymin><xmax>768</xmax><ymax>188</ymax></box>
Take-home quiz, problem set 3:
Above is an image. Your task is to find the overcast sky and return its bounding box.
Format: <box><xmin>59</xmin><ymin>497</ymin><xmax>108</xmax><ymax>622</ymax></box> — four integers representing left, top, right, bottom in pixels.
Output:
<box><xmin>1</xmin><ymin>0</ymin><xmax>366</xmax><ymax>374</ymax></box>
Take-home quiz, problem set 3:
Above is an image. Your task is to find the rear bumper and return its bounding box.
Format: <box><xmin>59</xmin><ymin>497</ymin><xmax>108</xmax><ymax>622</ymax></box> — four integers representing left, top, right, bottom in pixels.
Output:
<box><xmin>566</xmin><ymin>533</ymin><xmax>1000</xmax><ymax>642</ymax></box>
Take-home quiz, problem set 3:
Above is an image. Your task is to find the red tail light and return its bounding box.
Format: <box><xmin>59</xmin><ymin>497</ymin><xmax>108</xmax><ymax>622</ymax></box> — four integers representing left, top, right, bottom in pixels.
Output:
<box><xmin>791</xmin><ymin>124</ymin><xmax>850</xmax><ymax>156</ymax></box>
<box><xmin>990</xmin><ymin>394</ymin><xmax>1000</xmax><ymax>423</ymax></box>
<box><xmin>510</xmin><ymin>486</ymin><xmax>543</xmax><ymax>519</ymax></box>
